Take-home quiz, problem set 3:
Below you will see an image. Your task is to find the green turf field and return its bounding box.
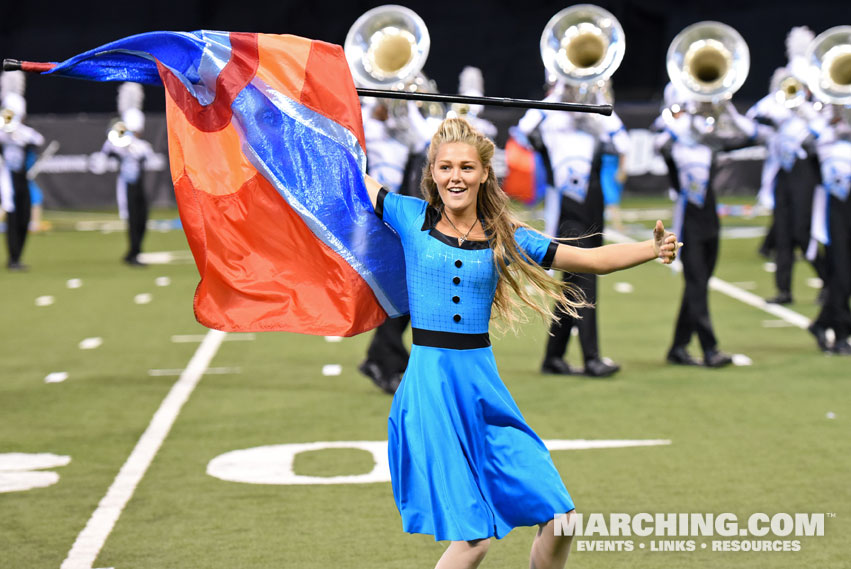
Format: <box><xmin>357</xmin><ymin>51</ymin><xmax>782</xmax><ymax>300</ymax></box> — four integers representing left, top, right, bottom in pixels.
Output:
<box><xmin>1</xmin><ymin>203</ymin><xmax>848</xmax><ymax>569</ymax></box>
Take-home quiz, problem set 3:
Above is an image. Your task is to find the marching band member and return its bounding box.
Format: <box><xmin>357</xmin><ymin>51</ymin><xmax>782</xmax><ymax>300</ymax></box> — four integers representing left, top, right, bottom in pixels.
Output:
<box><xmin>655</xmin><ymin>83</ymin><xmax>759</xmax><ymax>367</ymax></box>
<box><xmin>747</xmin><ymin>27</ymin><xmax>827</xmax><ymax>305</ymax></box>
<box><xmin>1</xmin><ymin>70</ymin><xmax>44</xmax><ymax>270</ymax></box>
<box><xmin>515</xmin><ymin>79</ymin><xmax>628</xmax><ymax>378</ymax></box>
<box><xmin>100</xmin><ymin>82</ymin><xmax>155</xmax><ymax>267</ymax></box>
<box><xmin>807</xmin><ymin>107</ymin><xmax>851</xmax><ymax>354</ymax></box>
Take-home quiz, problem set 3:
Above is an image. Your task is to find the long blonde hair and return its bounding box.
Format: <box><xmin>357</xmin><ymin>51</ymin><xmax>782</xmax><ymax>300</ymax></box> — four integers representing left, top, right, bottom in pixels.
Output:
<box><xmin>421</xmin><ymin>117</ymin><xmax>587</xmax><ymax>331</ymax></box>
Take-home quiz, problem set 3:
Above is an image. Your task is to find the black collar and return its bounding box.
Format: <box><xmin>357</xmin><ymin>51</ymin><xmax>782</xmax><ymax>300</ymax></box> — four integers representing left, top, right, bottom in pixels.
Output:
<box><xmin>422</xmin><ymin>205</ymin><xmax>491</xmax><ymax>250</ymax></box>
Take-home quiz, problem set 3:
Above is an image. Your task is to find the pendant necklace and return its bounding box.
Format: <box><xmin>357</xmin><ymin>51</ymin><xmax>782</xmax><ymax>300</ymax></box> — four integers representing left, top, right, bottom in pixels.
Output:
<box><xmin>443</xmin><ymin>211</ymin><xmax>477</xmax><ymax>246</ymax></box>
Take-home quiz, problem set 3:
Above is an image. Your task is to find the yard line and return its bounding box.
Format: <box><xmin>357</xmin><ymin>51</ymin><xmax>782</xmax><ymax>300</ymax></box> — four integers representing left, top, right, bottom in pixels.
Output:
<box><xmin>605</xmin><ymin>229</ymin><xmax>810</xmax><ymax>330</ymax></box>
<box><xmin>60</xmin><ymin>329</ymin><xmax>226</xmax><ymax>569</ymax></box>
<box><xmin>171</xmin><ymin>333</ymin><xmax>255</xmax><ymax>343</ymax></box>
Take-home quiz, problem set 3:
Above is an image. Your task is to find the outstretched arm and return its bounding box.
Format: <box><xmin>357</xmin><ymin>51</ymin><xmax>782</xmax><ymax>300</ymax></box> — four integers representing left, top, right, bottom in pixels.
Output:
<box><xmin>364</xmin><ymin>173</ymin><xmax>383</xmax><ymax>211</ymax></box>
<box><xmin>550</xmin><ymin>220</ymin><xmax>680</xmax><ymax>274</ymax></box>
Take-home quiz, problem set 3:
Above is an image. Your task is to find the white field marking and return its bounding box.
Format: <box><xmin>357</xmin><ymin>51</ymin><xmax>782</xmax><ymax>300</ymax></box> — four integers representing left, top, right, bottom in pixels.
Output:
<box><xmin>322</xmin><ymin>364</ymin><xmax>342</xmax><ymax>376</ymax></box>
<box><xmin>147</xmin><ymin>367</ymin><xmax>241</xmax><ymax>377</ymax></box>
<box><xmin>826</xmin><ymin>412</ymin><xmax>836</xmax><ymax>419</ymax></box>
<box><xmin>324</xmin><ymin>336</ymin><xmax>343</xmax><ymax>343</ymax></box>
<box><xmin>620</xmin><ymin>208</ymin><xmax>676</xmax><ymax>222</ymax></box>
<box><xmin>133</xmin><ymin>293</ymin><xmax>152</xmax><ymax>305</ymax></box>
<box><xmin>75</xmin><ymin>220</ymin><xmax>125</xmax><ymax>232</ymax></box>
<box><xmin>613</xmin><ymin>282</ymin><xmax>634</xmax><ymax>294</ymax></box>
<box><xmin>45</xmin><ymin>372</ymin><xmax>69</xmax><ymax>383</ymax></box>
<box><xmin>0</xmin><ymin>452</ymin><xmax>71</xmax><ymax>471</ymax></box>
<box><xmin>154</xmin><ymin>276</ymin><xmax>171</xmax><ymax>287</ymax></box>
<box><xmin>730</xmin><ymin>281</ymin><xmax>757</xmax><ymax>290</ymax></box>
<box><xmin>171</xmin><ymin>333</ymin><xmax>255</xmax><ymax>343</ymax></box>
<box><xmin>35</xmin><ymin>296</ymin><xmax>55</xmax><ymax>307</ymax></box>
<box><xmin>721</xmin><ymin>227</ymin><xmax>767</xmax><ymax>239</ymax></box>
<box><xmin>605</xmin><ymin>229</ymin><xmax>811</xmax><ymax>330</ymax></box>
<box><xmin>206</xmin><ymin>439</ymin><xmax>671</xmax><ymax>486</ymax></box>
<box><xmin>732</xmin><ymin>354</ymin><xmax>753</xmax><ymax>366</ymax></box>
<box><xmin>763</xmin><ymin>262</ymin><xmax>777</xmax><ymax>273</ymax></box>
<box><xmin>79</xmin><ymin>338</ymin><xmax>103</xmax><ymax>350</ymax></box>
<box><xmin>60</xmin><ymin>329</ymin><xmax>226</xmax><ymax>569</ymax></box>
<box><xmin>137</xmin><ymin>251</ymin><xmax>194</xmax><ymax>265</ymax></box>
<box><xmin>66</xmin><ymin>279</ymin><xmax>83</xmax><ymax>289</ymax></box>
<box><xmin>762</xmin><ymin>320</ymin><xmax>797</xmax><ymax>328</ymax></box>
<box><xmin>0</xmin><ymin>453</ymin><xmax>71</xmax><ymax>493</ymax></box>
<box><xmin>807</xmin><ymin>277</ymin><xmax>824</xmax><ymax>289</ymax></box>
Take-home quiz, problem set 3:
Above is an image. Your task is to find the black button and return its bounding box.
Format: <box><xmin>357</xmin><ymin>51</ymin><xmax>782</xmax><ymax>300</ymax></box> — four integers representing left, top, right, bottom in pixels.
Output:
<box><xmin>455</xmin><ymin>260</ymin><xmax>463</xmax><ymax>268</ymax></box>
<box><xmin>453</xmin><ymin>276</ymin><xmax>461</xmax><ymax>285</ymax></box>
<box><xmin>453</xmin><ymin>314</ymin><xmax>461</xmax><ymax>322</ymax></box>
<box><xmin>452</xmin><ymin>296</ymin><xmax>460</xmax><ymax>303</ymax></box>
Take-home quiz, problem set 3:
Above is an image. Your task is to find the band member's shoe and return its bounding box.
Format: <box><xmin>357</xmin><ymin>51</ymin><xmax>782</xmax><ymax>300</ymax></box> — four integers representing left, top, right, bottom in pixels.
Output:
<box><xmin>358</xmin><ymin>360</ymin><xmax>399</xmax><ymax>395</ymax></box>
<box><xmin>6</xmin><ymin>261</ymin><xmax>29</xmax><ymax>271</ymax></box>
<box><xmin>541</xmin><ymin>357</ymin><xmax>576</xmax><ymax>375</ymax></box>
<box><xmin>583</xmin><ymin>358</ymin><xmax>620</xmax><ymax>378</ymax></box>
<box><xmin>383</xmin><ymin>373</ymin><xmax>402</xmax><ymax>394</ymax></box>
<box><xmin>807</xmin><ymin>323</ymin><xmax>831</xmax><ymax>353</ymax></box>
<box><xmin>124</xmin><ymin>255</ymin><xmax>147</xmax><ymax>267</ymax></box>
<box><xmin>703</xmin><ymin>349</ymin><xmax>733</xmax><ymax>368</ymax></box>
<box><xmin>832</xmin><ymin>339</ymin><xmax>851</xmax><ymax>356</ymax></box>
<box><xmin>766</xmin><ymin>292</ymin><xmax>793</xmax><ymax>305</ymax></box>
<box><xmin>666</xmin><ymin>346</ymin><xmax>701</xmax><ymax>366</ymax></box>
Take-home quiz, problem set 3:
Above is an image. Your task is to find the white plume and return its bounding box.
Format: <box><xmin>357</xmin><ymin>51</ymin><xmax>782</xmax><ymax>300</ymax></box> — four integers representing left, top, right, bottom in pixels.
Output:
<box><xmin>458</xmin><ymin>66</ymin><xmax>484</xmax><ymax>96</ymax></box>
<box><xmin>0</xmin><ymin>70</ymin><xmax>26</xmax><ymax>99</ymax></box>
<box><xmin>785</xmin><ymin>26</ymin><xmax>814</xmax><ymax>60</ymax></box>
<box><xmin>117</xmin><ymin>82</ymin><xmax>144</xmax><ymax>114</ymax></box>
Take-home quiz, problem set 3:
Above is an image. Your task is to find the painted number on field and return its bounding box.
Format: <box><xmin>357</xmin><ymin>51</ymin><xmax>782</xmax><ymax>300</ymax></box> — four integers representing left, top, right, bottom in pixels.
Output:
<box><xmin>207</xmin><ymin>439</ymin><xmax>671</xmax><ymax>485</ymax></box>
<box><xmin>0</xmin><ymin>453</ymin><xmax>71</xmax><ymax>493</ymax></box>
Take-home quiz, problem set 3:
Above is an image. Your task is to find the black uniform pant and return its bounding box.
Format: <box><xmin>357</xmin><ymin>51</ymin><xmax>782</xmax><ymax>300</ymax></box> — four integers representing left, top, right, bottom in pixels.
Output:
<box><xmin>773</xmin><ymin>168</ymin><xmax>826</xmax><ymax>295</ymax></box>
<box><xmin>814</xmin><ymin>196</ymin><xmax>851</xmax><ymax>342</ymax></box>
<box><xmin>545</xmin><ymin>231</ymin><xmax>603</xmax><ymax>364</ymax></box>
<box><xmin>365</xmin><ymin>315</ymin><xmax>410</xmax><ymax>376</ymax></box>
<box><xmin>671</xmin><ymin>223</ymin><xmax>719</xmax><ymax>354</ymax></box>
<box><xmin>125</xmin><ymin>180</ymin><xmax>148</xmax><ymax>259</ymax></box>
<box><xmin>5</xmin><ymin>173</ymin><xmax>31</xmax><ymax>266</ymax></box>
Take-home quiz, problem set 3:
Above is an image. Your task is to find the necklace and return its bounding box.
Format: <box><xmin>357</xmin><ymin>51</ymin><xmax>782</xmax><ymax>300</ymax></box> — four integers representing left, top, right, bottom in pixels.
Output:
<box><xmin>443</xmin><ymin>210</ymin><xmax>478</xmax><ymax>246</ymax></box>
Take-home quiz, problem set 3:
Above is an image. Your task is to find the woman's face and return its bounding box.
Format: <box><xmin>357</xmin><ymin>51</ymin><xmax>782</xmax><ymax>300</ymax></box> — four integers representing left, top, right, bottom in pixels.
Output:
<box><xmin>431</xmin><ymin>142</ymin><xmax>488</xmax><ymax>215</ymax></box>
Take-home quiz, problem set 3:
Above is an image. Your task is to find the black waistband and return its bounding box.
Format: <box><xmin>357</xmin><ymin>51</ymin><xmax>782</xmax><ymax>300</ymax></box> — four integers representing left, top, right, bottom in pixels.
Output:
<box><xmin>411</xmin><ymin>328</ymin><xmax>491</xmax><ymax>350</ymax></box>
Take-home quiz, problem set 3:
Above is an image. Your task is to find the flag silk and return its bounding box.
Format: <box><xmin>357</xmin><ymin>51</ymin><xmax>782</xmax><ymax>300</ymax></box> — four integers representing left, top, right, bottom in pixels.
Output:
<box><xmin>41</xmin><ymin>30</ymin><xmax>408</xmax><ymax>336</ymax></box>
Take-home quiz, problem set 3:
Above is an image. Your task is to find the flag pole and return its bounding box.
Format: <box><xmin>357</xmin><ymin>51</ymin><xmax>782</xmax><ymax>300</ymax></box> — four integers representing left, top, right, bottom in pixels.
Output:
<box><xmin>3</xmin><ymin>58</ymin><xmax>612</xmax><ymax>115</ymax></box>
<box><xmin>356</xmin><ymin>88</ymin><xmax>612</xmax><ymax>115</ymax></box>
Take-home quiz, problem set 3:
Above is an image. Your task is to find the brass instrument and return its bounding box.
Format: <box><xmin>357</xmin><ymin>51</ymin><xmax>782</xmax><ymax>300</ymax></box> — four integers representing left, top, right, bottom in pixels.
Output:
<box><xmin>805</xmin><ymin>25</ymin><xmax>851</xmax><ymax>107</ymax></box>
<box><xmin>1</xmin><ymin>108</ymin><xmax>15</xmax><ymax>132</ymax></box>
<box><xmin>540</xmin><ymin>4</ymin><xmax>625</xmax><ymax>92</ymax></box>
<box><xmin>666</xmin><ymin>21</ymin><xmax>750</xmax><ymax>103</ymax></box>
<box><xmin>773</xmin><ymin>72</ymin><xmax>807</xmax><ymax>109</ymax></box>
<box><xmin>344</xmin><ymin>5</ymin><xmax>442</xmax><ymax>120</ymax></box>
<box><xmin>107</xmin><ymin>119</ymin><xmax>132</xmax><ymax>148</ymax></box>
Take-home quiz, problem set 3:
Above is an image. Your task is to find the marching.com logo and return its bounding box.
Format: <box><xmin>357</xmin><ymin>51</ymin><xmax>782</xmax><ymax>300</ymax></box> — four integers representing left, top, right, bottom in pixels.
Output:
<box><xmin>553</xmin><ymin>512</ymin><xmax>830</xmax><ymax>552</ymax></box>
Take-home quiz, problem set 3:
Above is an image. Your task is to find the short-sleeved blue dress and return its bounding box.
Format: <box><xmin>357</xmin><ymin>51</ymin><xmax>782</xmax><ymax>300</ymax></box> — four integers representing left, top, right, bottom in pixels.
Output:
<box><xmin>376</xmin><ymin>190</ymin><xmax>575</xmax><ymax>542</ymax></box>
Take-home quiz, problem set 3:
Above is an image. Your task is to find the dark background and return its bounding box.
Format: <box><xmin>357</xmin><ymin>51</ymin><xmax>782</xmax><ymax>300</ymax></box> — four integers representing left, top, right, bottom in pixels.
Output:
<box><xmin>2</xmin><ymin>0</ymin><xmax>848</xmax><ymax>115</ymax></box>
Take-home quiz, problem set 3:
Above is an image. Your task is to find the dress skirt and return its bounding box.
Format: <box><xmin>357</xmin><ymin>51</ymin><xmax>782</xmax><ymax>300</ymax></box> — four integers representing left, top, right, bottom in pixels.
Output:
<box><xmin>388</xmin><ymin>343</ymin><xmax>575</xmax><ymax>542</ymax></box>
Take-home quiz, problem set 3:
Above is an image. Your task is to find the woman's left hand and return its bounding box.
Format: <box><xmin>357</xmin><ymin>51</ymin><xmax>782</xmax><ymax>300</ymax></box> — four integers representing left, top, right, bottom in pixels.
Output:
<box><xmin>653</xmin><ymin>220</ymin><xmax>681</xmax><ymax>264</ymax></box>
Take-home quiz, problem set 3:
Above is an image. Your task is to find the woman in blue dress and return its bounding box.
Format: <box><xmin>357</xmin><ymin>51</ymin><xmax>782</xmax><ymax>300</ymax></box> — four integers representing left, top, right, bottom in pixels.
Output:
<box><xmin>362</xmin><ymin>118</ymin><xmax>679</xmax><ymax>568</ymax></box>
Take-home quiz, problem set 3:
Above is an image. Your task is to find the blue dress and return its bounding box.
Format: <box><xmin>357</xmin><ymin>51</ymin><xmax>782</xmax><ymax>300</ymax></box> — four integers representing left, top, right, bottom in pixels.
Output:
<box><xmin>376</xmin><ymin>190</ymin><xmax>575</xmax><ymax>542</ymax></box>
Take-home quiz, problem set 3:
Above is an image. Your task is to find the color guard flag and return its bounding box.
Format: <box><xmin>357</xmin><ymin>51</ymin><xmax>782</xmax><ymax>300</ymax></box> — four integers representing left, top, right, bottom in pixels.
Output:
<box><xmin>503</xmin><ymin>135</ymin><xmax>547</xmax><ymax>205</ymax></box>
<box><xmin>28</xmin><ymin>31</ymin><xmax>408</xmax><ymax>336</ymax></box>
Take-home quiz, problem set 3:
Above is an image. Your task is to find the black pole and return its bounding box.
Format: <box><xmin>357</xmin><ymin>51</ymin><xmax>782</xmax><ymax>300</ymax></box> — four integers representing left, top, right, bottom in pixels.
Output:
<box><xmin>4</xmin><ymin>58</ymin><xmax>611</xmax><ymax>115</ymax></box>
<box><xmin>356</xmin><ymin>88</ymin><xmax>612</xmax><ymax>115</ymax></box>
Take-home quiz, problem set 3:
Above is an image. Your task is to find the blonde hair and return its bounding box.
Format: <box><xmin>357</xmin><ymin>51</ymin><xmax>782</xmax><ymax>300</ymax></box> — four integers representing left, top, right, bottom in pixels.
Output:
<box><xmin>421</xmin><ymin>117</ymin><xmax>588</xmax><ymax>331</ymax></box>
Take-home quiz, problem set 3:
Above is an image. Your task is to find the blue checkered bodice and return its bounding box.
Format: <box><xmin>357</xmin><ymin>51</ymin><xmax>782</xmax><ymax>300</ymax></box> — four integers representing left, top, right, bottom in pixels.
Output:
<box><xmin>378</xmin><ymin>192</ymin><xmax>554</xmax><ymax>334</ymax></box>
